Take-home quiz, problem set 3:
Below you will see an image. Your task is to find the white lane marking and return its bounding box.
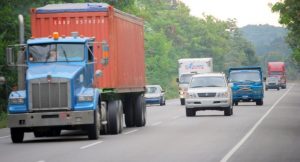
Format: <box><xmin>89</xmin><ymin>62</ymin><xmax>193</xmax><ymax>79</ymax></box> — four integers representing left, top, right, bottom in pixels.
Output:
<box><xmin>80</xmin><ymin>141</ymin><xmax>103</xmax><ymax>149</ymax></box>
<box><xmin>123</xmin><ymin>129</ymin><xmax>138</xmax><ymax>135</ymax></box>
<box><xmin>172</xmin><ymin>115</ymin><xmax>180</xmax><ymax>119</ymax></box>
<box><xmin>151</xmin><ymin>121</ymin><xmax>162</xmax><ymax>126</ymax></box>
<box><xmin>220</xmin><ymin>84</ymin><xmax>293</xmax><ymax>162</ymax></box>
<box><xmin>0</xmin><ymin>135</ymin><xmax>10</xmax><ymax>139</ymax></box>
<box><xmin>36</xmin><ymin>160</ymin><xmax>46</xmax><ymax>162</ymax></box>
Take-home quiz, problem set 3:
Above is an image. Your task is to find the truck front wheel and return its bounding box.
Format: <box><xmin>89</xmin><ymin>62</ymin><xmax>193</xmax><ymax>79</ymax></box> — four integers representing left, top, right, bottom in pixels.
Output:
<box><xmin>256</xmin><ymin>99</ymin><xmax>263</xmax><ymax>106</ymax></box>
<box><xmin>88</xmin><ymin>106</ymin><xmax>100</xmax><ymax>140</ymax></box>
<box><xmin>11</xmin><ymin>128</ymin><xmax>24</xmax><ymax>143</ymax></box>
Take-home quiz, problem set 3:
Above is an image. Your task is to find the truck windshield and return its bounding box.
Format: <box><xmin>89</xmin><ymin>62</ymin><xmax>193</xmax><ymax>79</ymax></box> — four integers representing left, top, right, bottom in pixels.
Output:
<box><xmin>189</xmin><ymin>76</ymin><xmax>226</xmax><ymax>88</ymax></box>
<box><xmin>179</xmin><ymin>74</ymin><xmax>194</xmax><ymax>84</ymax></box>
<box><xmin>28</xmin><ymin>43</ymin><xmax>84</xmax><ymax>62</ymax></box>
<box><xmin>229</xmin><ymin>71</ymin><xmax>261</xmax><ymax>82</ymax></box>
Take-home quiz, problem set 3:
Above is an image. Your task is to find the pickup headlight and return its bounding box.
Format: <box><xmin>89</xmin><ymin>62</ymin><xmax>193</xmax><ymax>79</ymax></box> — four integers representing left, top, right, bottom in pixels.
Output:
<box><xmin>187</xmin><ymin>92</ymin><xmax>197</xmax><ymax>99</ymax></box>
<box><xmin>216</xmin><ymin>92</ymin><xmax>229</xmax><ymax>98</ymax></box>
<box><xmin>9</xmin><ymin>98</ymin><xmax>25</xmax><ymax>104</ymax></box>
<box><xmin>77</xmin><ymin>96</ymin><xmax>93</xmax><ymax>102</ymax></box>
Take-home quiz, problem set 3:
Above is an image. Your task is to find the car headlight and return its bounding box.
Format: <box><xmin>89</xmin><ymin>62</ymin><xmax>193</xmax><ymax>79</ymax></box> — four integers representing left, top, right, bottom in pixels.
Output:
<box><xmin>216</xmin><ymin>92</ymin><xmax>229</xmax><ymax>98</ymax></box>
<box><xmin>77</xmin><ymin>96</ymin><xmax>93</xmax><ymax>102</ymax></box>
<box><xmin>187</xmin><ymin>92</ymin><xmax>197</xmax><ymax>98</ymax></box>
<box><xmin>9</xmin><ymin>98</ymin><xmax>25</xmax><ymax>104</ymax></box>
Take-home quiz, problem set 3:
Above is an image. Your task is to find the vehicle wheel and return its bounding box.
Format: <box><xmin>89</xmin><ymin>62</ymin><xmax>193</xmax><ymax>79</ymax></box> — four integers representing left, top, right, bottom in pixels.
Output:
<box><xmin>277</xmin><ymin>87</ymin><xmax>280</xmax><ymax>91</ymax></box>
<box><xmin>11</xmin><ymin>128</ymin><xmax>24</xmax><ymax>143</ymax></box>
<box><xmin>256</xmin><ymin>99</ymin><xmax>263</xmax><ymax>106</ymax></box>
<box><xmin>186</xmin><ymin>108</ymin><xmax>195</xmax><ymax>117</ymax></box>
<box><xmin>135</xmin><ymin>94</ymin><xmax>146</xmax><ymax>127</ymax></box>
<box><xmin>180</xmin><ymin>98</ymin><xmax>185</xmax><ymax>105</ymax></box>
<box><xmin>118</xmin><ymin>100</ymin><xmax>124</xmax><ymax>134</ymax></box>
<box><xmin>87</xmin><ymin>106</ymin><xmax>100</xmax><ymax>140</ymax></box>
<box><xmin>107</xmin><ymin>100</ymin><xmax>122</xmax><ymax>134</ymax></box>
<box><xmin>224</xmin><ymin>106</ymin><xmax>232</xmax><ymax>116</ymax></box>
<box><xmin>265</xmin><ymin>87</ymin><xmax>268</xmax><ymax>91</ymax></box>
<box><xmin>234</xmin><ymin>101</ymin><xmax>238</xmax><ymax>106</ymax></box>
<box><xmin>124</xmin><ymin>96</ymin><xmax>135</xmax><ymax>128</ymax></box>
<box><xmin>100</xmin><ymin>103</ymin><xmax>108</xmax><ymax>135</ymax></box>
<box><xmin>160</xmin><ymin>97</ymin><xmax>163</xmax><ymax>106</ymax></box>
<box><xmin>282</xmin><ymin>85</ymin><xmax>286</xmax><ymax>89</ymax></box>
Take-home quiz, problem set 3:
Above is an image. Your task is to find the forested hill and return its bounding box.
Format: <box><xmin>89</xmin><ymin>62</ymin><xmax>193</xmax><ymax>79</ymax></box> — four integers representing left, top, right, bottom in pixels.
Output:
<box><xmin>240</xmin><ymin>25</ymin><xmax>291</xmax><ymax>56</ymax></box>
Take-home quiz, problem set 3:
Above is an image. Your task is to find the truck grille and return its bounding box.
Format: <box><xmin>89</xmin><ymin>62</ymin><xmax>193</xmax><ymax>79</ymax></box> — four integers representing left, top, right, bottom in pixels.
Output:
<box><xmin>29</xmin><ymin>78</ymin><xmax>70</xmax><ymax>111</ymax></box>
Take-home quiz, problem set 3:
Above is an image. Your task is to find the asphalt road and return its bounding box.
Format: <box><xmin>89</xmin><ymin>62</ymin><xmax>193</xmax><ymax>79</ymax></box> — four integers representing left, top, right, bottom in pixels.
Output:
<box><xmin>0</xmin><ymin>82</ymin><xmax>299</xmax><ymax>162</ymax></box>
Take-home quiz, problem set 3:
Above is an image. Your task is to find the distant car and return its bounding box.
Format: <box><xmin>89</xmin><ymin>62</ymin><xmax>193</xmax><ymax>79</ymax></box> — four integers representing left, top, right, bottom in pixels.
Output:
<box><xmin>145</xmin><ymin>85</ymin><xmax>166</xmax><ymax>106</ymax></box>
<box><xmin>185</xmin><ymin>73</ymin><xmax>233</xmax><ymax>116</ymax></box>
<box><xmin>265</xmin><ymin>76</ymin><xmax>280</xmax><ymax>91</ymax></box>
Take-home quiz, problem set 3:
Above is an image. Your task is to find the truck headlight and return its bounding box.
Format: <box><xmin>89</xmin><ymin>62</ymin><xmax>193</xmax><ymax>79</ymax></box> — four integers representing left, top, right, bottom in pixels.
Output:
<box><xmin>216</xmin><ymin>92</ymin><xmax>229</xmax><ymax>98</ymax></box>
<box><xmin>77</xmin><ymin>96</ymin><xmax>93</xmax><ymax>102</ymax></box>
<box><xmin>9</xmin><ymin>98</ymin><xmax>25</xmax><ymax>104</ymax></box>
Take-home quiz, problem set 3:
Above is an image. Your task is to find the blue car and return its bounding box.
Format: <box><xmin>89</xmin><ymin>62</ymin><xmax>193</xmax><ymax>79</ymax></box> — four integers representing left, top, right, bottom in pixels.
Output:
<box><xmin>145</xmin><ymin>85</ymin><xmax>166</xmax><ymax>106</ymax></box>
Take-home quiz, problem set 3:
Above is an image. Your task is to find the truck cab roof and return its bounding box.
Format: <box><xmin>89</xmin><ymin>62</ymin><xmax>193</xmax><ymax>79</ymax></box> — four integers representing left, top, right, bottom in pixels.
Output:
<box><xmin>27</xmin><ymin>36</ymin><xmax>93</xmax><ymax>44</ymax></box>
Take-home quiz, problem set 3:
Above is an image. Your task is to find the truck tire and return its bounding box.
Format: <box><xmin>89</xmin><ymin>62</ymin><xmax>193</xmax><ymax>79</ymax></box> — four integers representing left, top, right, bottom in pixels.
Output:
<box><xmin>234</xmin><ymin>101</ymin><xmax>238</xmax><ymax>106</ymax></box>
<box><xmin>256</xmin><ymin>99</ymin><xmax>263</xmax><ymax>106</ymax></box>
<box><xmin>135</xmin><ymin>94</ymin><xmax>146</xmax><ymax>127</ymax></box>
<box><xmin>107</xmin><ymin>100</ymin><xmax>123</xmax><ymax>134</ymax></box>
<box><xmin>282</xmin><ymin>85</ymin><xmax>286</xmax><ymax>89</ymax></box>
<box><xmin>87</xmin><ymin>106</ymin><xmax>100</xmax><ymax>140</ymax></box>
<box><xmin>11</xmin><ymin>128</ymin><xmax>24</xmax><ymax>143</ymax></box>
<box><xmin>118</xmin><ymin>100</ymin><xmax>124</xmax><ymax>134</ymax></box>
<box><xmin>186</xmin><ymin>108</ymin><xmax>195</xmax><ymax>117</ymax></box>
<box><xmin>100</xmin><ymin>103</ymin><xmax>108</xmax><ymax>135</ymax></box>
<box><xmin>180</xmin><ymin>98</ymin><xmax>185</xmax><ymax>105</ymax></box>
<box><xmin>124</xmin><ymin>96</ymin><xmax>135</xmax><ymax>127</ymax></box>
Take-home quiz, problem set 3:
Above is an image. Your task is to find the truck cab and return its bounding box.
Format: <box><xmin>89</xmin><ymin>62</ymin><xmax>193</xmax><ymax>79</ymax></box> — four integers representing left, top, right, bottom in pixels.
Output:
<box><xmin>228</xmin><ymin>66</ymin><xmax>264</xmax><ymax>106</ymax></box>
<box><xmin>7</xmin><ymin>32</ymin><xmax>103</xmax><ymax>143</ymax></box>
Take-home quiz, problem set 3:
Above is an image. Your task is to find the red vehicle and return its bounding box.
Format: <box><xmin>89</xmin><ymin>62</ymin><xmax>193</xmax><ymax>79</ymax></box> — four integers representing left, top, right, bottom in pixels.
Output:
<box><xmin>267</xmin><ymin>62</ymin><xmax>286</xmax><ymax>89</ymax></box>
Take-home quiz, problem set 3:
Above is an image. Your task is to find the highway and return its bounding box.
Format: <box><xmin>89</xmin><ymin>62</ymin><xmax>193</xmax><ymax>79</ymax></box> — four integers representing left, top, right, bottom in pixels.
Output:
<box><xmin>0</xmin><ymin>83</ymin><xmax>299</xmax><ymax>162</ymax></box>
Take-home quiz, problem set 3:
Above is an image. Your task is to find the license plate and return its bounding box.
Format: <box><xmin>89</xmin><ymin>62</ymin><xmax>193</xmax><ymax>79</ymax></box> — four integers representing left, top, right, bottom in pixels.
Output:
<box><xmin>242</xmin><ymin>95</ymin><xmax>248</xmax><ymax>99</ymax></box>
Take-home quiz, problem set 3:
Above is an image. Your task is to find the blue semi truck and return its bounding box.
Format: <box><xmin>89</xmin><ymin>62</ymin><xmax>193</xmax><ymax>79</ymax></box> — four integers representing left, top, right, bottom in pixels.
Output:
<box><xmin>228</xmin><ymin>67</ymin><xmax>264</xmax><ymax>106</ymax></box>
<box><xmin>6</xmin><ymin>3</ymin><xmax>146</xmax><ymax>143</ymax></box>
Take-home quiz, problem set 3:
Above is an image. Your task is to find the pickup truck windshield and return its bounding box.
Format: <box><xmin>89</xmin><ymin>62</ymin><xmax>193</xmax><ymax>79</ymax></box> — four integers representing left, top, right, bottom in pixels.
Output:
<box><xmin>29</xmin><ymin>43</ymin><xmax>84</xmax><ymax>62</ymax></box>
<box><xmin>190</xmin><ymin>76</ymin><xmax>226</xmax><ymax>88</ymax></box>
<box><xmin>179</xmin><ymin>74</ymin><xmax>194</xmax><ymax>84</ymax></box>
<box><xmin>229</xmin><ymin>71</ymin><xmax>261</xmax><ymax>82</ymax></box>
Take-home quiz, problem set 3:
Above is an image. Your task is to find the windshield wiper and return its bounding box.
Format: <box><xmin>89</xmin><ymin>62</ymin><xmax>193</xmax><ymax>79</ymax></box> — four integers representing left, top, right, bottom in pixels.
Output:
<box><xmin>60</xmin><ymin>46</ymin><xmax>69</xmax><ymax>62</ymax></box>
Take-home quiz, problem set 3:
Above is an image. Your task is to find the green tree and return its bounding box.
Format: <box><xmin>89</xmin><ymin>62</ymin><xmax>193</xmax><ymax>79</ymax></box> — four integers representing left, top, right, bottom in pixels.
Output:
<box><xmin>272</xmin><ymin>0</ymin><xmax>300</xmax><ymax>65</ymax></box>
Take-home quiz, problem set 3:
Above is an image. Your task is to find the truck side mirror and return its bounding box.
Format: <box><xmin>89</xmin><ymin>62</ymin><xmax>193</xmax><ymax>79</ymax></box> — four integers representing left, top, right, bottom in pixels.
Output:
<box><xmin>6</xmin><ymin>47</ymin><xmax>15</xmax><ymax>65</ymax></box>
<box><xmin>176</xmin><ymin>78</ymin><xmax>179</xmax><ymax>83</ymax></box>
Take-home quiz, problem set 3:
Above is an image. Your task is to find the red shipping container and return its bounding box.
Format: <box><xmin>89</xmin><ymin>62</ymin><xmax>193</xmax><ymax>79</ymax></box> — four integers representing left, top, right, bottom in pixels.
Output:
<box><xmin>31</xmin><ymin>3</ymin><xmax>145</xmax><ymax>92</ymax></box>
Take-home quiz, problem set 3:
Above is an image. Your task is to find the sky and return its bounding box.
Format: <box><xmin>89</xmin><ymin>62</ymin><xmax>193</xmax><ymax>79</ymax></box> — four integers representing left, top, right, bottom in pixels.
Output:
<box><xmin>180</xmin><ymin>0</ymin><xmax>281</xmax><ymax>27</ymax></box>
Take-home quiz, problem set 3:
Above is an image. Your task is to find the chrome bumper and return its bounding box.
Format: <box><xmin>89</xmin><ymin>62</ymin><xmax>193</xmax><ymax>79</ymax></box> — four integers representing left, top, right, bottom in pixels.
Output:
<box><xmin>8</xmin><ymin>110</ymin><xmax>94</xmax><ymax>128</ymax></box>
